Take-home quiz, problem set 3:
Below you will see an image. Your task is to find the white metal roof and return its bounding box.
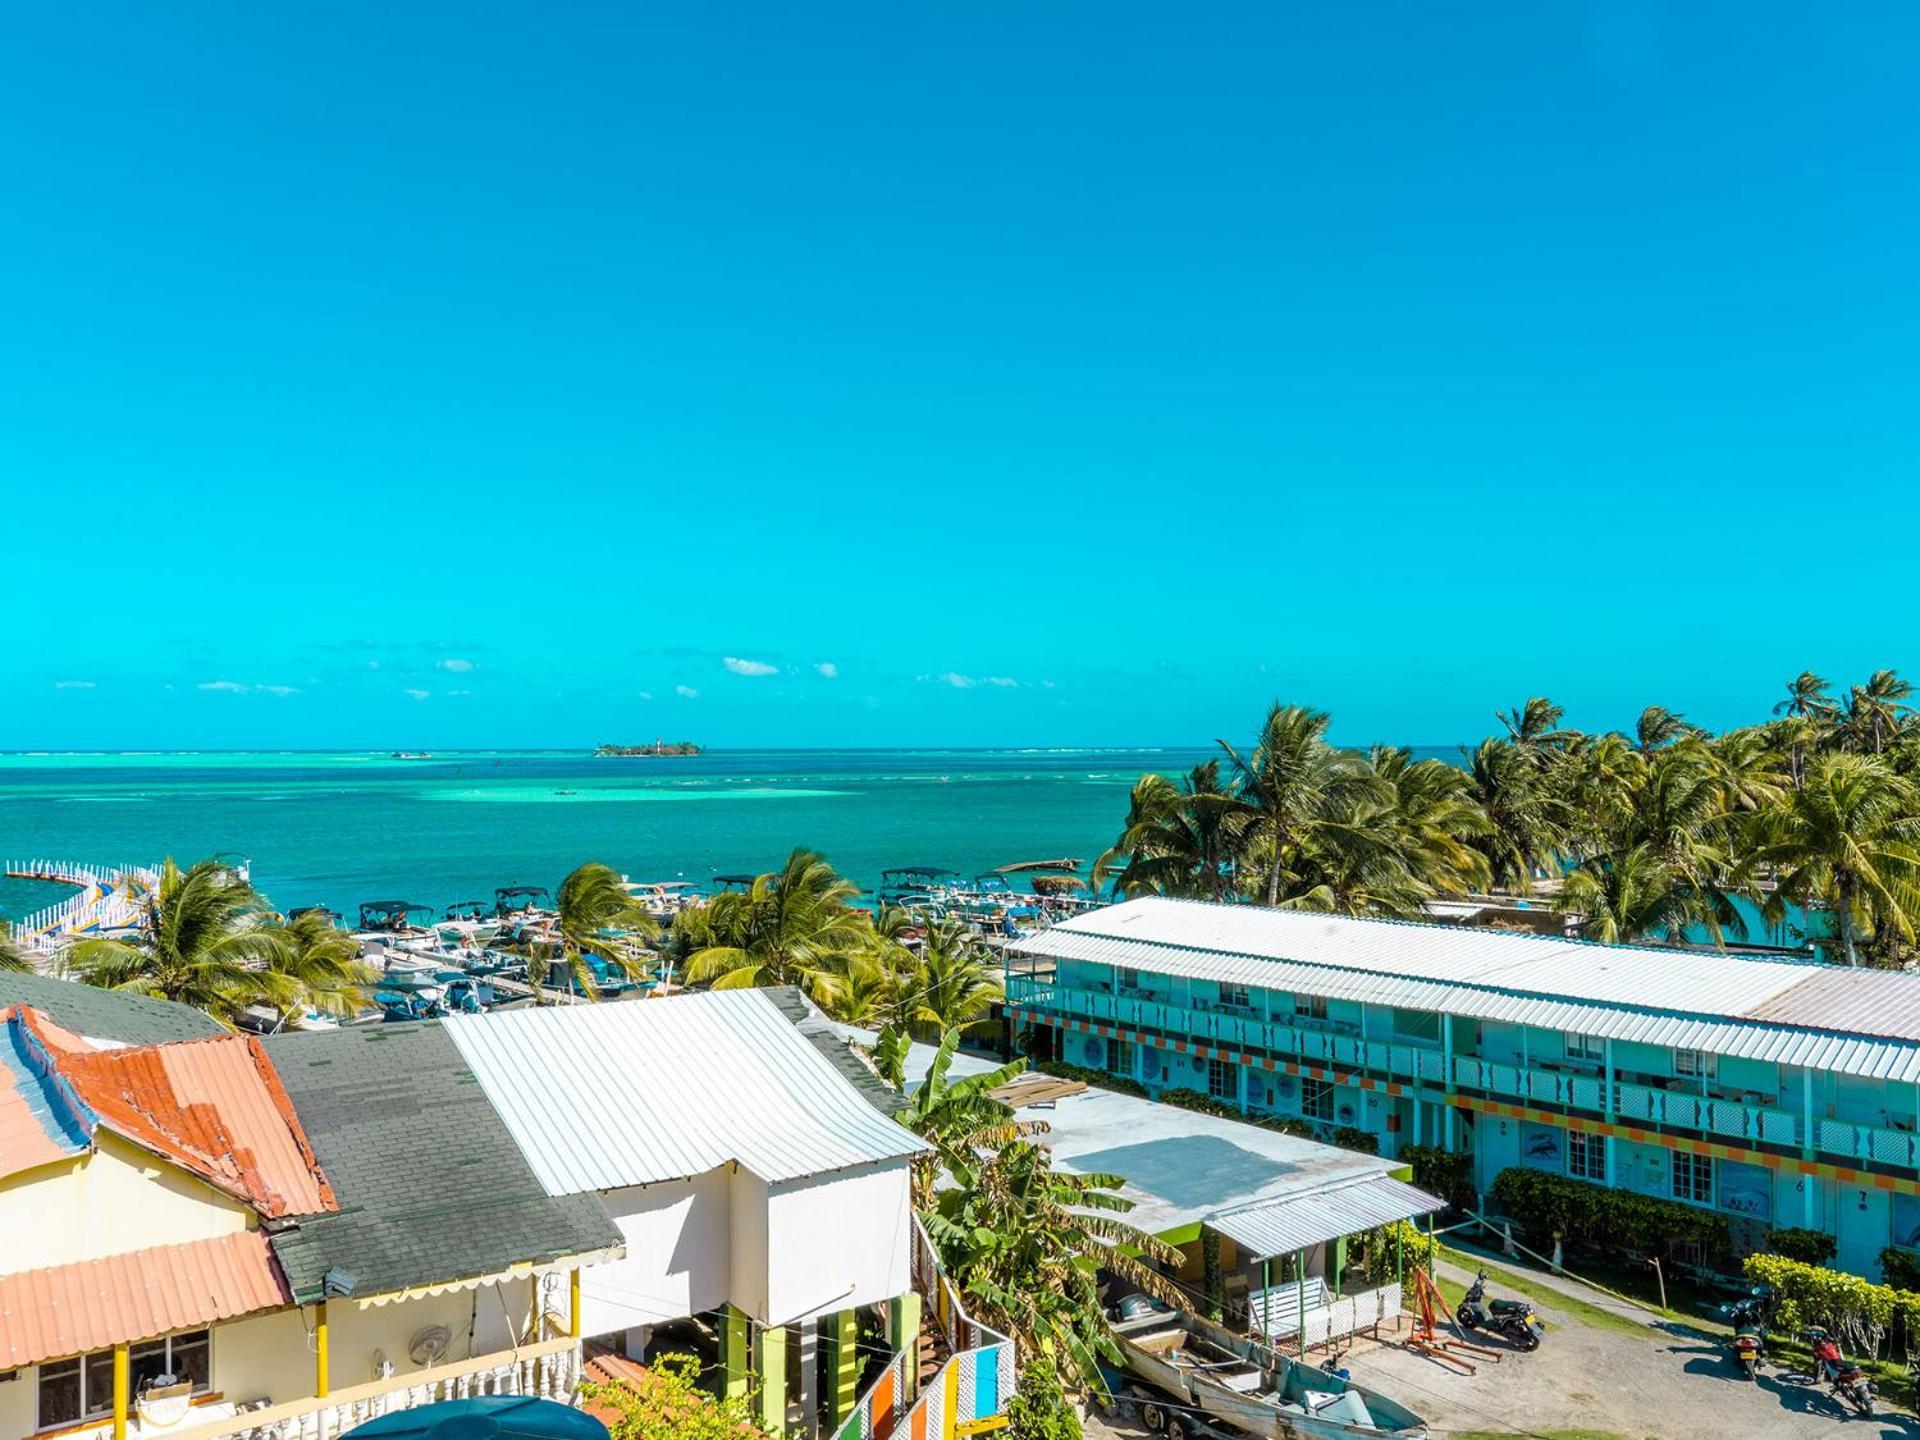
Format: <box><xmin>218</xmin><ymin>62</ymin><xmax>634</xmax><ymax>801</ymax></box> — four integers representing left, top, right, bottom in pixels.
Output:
<box><xmin>445</xmin><ymin>990</ymin><xmax>927</xmax><ymax>1197</ymax></box>
<box><xmin>1207</xmin><ymin>1174</ymin><xmax>1445</xmax><ymax>1261</ymax></box>
<box><xmin>1014</xmin><ymin>899</ymin><xmax>1920</xmax><ymax>1085</ymax></box>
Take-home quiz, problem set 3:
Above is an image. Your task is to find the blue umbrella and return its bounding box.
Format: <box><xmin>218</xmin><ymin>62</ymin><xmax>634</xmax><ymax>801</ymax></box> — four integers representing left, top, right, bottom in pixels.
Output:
<box><xmin>341</xmin><ymin>1396</ymin><xmax>609</xmax><ymax>1440</ymax></box>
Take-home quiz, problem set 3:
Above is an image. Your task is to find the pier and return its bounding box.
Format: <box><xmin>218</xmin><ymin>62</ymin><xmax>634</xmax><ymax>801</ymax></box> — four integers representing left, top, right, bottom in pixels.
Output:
<box><xmin>3</xmin><ymin>859</ymin><xmax>159</xmax><ymax>954</ymax></box>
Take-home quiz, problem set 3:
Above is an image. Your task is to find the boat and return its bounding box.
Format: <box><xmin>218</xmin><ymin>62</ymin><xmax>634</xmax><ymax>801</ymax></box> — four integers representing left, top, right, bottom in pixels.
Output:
<box><xmin>1110</xmin><ymin>1295</ymin><xmax>1427</xmax><ymax>1439</ymax></box>
<box><xmin>438</xmin><ymin>900</ymin><xmax>502</xmax><ymax>948</ymax></box>
<box><xmin>624</xmin><ymin>880</ymin><xmax>703</xmax><ymax>919</ymax></box>
<box><xmin>877</xmin><ymin>865</ymin><xmax>960</xmax><ymax>907</ymax></box>
<box><xmin>493</xmin><ymin>885</ymin><xmax>552</xmax><ymax>919</ymax></box>
<box><xmin>357</xmin><ymin>900</ymin><xmax>436</xmax><ymax>935</ymax></box>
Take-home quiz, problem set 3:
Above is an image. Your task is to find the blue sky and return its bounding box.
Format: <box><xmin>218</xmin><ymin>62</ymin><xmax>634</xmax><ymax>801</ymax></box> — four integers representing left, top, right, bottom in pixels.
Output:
<box><xmin>4</xmin><ymin>3</ymin><xmax>1917</xmax><ymax>750</ymax></box>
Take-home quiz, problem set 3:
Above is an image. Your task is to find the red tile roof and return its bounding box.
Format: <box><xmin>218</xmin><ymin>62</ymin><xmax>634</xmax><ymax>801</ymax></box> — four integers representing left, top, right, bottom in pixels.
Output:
<box><xmin>58</xmin><ymin>1033</ymin><xmax>336</xmax><ymax>1217</ymax></box>
<box><xmin>0</xmin><ymin>1230</ymin><xmax>293</xmax><ymax>1369</ymax></box>
<box><xmin>0</xmin><ymin>1005</ymin><xmax>336</xmax><ymax>1218</ymax></box>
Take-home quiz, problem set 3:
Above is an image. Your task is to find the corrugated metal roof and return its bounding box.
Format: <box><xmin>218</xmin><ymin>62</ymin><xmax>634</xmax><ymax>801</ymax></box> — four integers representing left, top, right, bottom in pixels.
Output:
<box><xmin>1016</xmin><ymin>900</ymin><xmax>1920</xmax><ymax>1084</ymax></box>
<box><xmin>58</xmin><ymin>1032</ymin><xmax>335</xmax><ymax>1217</ymax></box>
<box><xmin>1207</xmin><ymin>1174</ymin><xmax>1445</xmax><ymax>1261</ymax></box>
<box><xmin>0</xmin><ymin>1009</ymin><xmax>93</xmax><ymax>1182</ymax></box>
<box><xmin>446</xmin><ymin>990</ymin><xmax>927</xmax><ymax>1197</ymax></box>
<box><xmin>0</xmin><ymin>1230</ymin><xmax>291</xmax><ymax>1368</ymax></box>
<box><xmin>1744</xmin><ymin>966</ymin><xmax>1920</xmax><ymax>1040</ymax></box>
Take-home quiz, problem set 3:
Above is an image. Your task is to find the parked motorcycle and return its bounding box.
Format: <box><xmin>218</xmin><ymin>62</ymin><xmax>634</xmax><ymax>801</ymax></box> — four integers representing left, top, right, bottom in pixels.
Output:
<box><xmin>1803</xmin><ymin>1327</ymin><xmax>1875</xmax><ymax>1418</ymax></box>
<box><xmin>1722</xmin><ymin>1288</ymin><xmax>1772</xmax><ymax>1380</ymax></box>
<box><xmin>1455</xmin><ymin>1268</ymin><xmax>1544</xmax><ymax>1351</ymax></box>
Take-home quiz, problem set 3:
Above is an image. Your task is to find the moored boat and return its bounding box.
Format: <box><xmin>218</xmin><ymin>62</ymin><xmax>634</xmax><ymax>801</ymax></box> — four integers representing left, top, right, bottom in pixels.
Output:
<box><xmin>1111</xmin><ymin>1295</ymin><xmax>1427</xmax><ymax>1439</ymax></box>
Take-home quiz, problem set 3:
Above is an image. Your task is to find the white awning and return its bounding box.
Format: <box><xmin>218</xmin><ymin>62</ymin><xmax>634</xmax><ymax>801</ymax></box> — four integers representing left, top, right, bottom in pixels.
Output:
<box><xmin>1206</xmin><ymin>1174</ymin><xmax>1444</xmax><ymax>1261</ymax></box>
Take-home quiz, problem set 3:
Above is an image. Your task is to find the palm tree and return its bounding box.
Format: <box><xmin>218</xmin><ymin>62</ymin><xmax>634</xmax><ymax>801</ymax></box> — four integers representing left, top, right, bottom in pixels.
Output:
<box><xmin>0</xmin><ymin>927</ymin><xmax>33</xmax><ymax>974</ymax></box>
<box><xmin>904</xmin><ymin>917</ymin><xmax>1004</xmax><ymax>1039</ymax></box>
<box><xmin>927</xmin><ymin>1138</ymin><xmax>1183</xmax><ymax>1395</ymax></box>
<box><xmin>1464</xmin><ymin>738</ymin><xmax>1567</xmax><ymax>893</ymax></box>
<box><xmin>1634</xmin><ymin>705</ymin><xmax>1703</xmax><ymax>754</ymax></box>
<box><xmin>1557</xmin><ymin>846</ymin><xmax>1695</xmax><ymax>945</ymax></box>
<box><xmin>683</xmin><ymin>848</ymin><xmax>878</xmax><ymax>1008</ymax></box>
<box><xmin>1755</xmin><ymin>753</ymin><xmax>1920</xmax><ymax>966</ymax></box>
<box><xmin>1497</xmin><ymin>696</ymin><xmax>1572</xmax><ymax>756</ymax></box>
<box><xmin>1841</xmin><ymin>670</ymin><xmax>1915</xmax><ymax>757</ymax></box>
<box><xmin>1222</xmin><ymin>704</ymin><xmax>1385</xmax><ymax>906</ymax></box>
<box><xmin>522</xmin><ymin>861</ymin><xmax>662</xmax><ymax>999</ymax></box>
<box><xmin>66</xmin><ymin>857</ymin><xmax>286</xmax><ymax>1022</ymax></box>
<box><xmin>1372</xmin><ymin>747</ymin><xmax>1493</xmax><ymax>896</ymax></box>
<box><xmin>899</xmin><ymin>1029</ymin><xmax>1043</xmax><ymax>1208</ymax></box>
<box><xmin>1775</xmin><ymin>671</ymin><xmax>1837</xmax><ymax>788</ymax></box>
<box><xmin>258</xmin><ymin>910</ymin><xmax>377</xmax><ymax>1026</ymax></box>
<box><xmin>1094</xmin><ymin>761</ymin><xmax>1249</xmax><ymax>901</ymax></box>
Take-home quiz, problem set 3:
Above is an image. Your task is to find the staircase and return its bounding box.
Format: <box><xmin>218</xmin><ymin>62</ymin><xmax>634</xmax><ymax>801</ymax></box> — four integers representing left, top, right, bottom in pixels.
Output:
<box><xmin>916</xmin><ymin>1309</ymin><xmax>950</xmax><ymax>1388</ymax></box>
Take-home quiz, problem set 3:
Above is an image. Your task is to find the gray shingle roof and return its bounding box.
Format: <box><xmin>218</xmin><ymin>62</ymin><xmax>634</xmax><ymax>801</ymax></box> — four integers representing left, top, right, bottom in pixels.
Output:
<box><xmin>762</xmin><ymin>985</ymin><xmax>907</xmax><ymax>1117</ymax></box>
<box><xmin>261</xmin><ymin>1022</ymin><xmax>621</xmax><ymax>1304</ymax></box>
<box><xmin>0</xmin><ymin>970</ymin><xmax>224</xmax><ymax>1044</ymax></box>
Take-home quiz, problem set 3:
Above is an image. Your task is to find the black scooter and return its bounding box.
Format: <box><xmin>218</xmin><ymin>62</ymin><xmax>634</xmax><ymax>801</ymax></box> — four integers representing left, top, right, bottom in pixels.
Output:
<box><xmin>1722</xmin><ymin>1288</ymin><xmax>1772</xmax><ymax>1380</ymax></box>
<box><xmin>1456</xmin><ymin>1268</ymin><xmax>1544</xmax><ymax>1351</ymax></box>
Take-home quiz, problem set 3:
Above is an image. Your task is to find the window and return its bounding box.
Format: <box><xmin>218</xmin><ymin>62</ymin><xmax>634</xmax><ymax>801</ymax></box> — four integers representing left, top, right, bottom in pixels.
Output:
<box><xmin>1117</xmin><ymin>967</ymin><xmax>1140</xmax><ymax>990</ymax></box>
<box><xmin>1301</xmin><ymin>1076</ymin><xmax>1335</xmax><ymax>1121</ymax></box>
<box><xmin>1207</xmin><ymin>1057</ymin><xmax>1237</xmax><ymax>1100</ymax></box>
<box><xmin>1675</xmin><ymin>1048</ymin><xmax>1716</xmax><ymax>1080</ymax></box>
<box><xmin>1295</xmin><ymin>995</ymin><xmax>1328</xmax><ymax>1023</ymax></box>
<box><xmin>1219</xmin><ymin>983</ymin><xmax>1251</xmax><ymax>1010</ymax></box>
<box><xmin>1106</xmin><ymin>1037</ymin><xmax>1135</xmax><ymax>1076</ymax></box>
<box><xmin>1566</xmin><ymin>1130</ymin><xmax>1607</xmax><ymax>1183</ymax></box>
<box><xmin>39</xmin><ymin>1331</ymin><xmax>210</xmax><ymax>1430</ymax></box>
<box><xmin>1673</xmin><ymin>1151</ymin><xmax>1713</xmax><ymax>1205</ymax></box>
<box><xmin>1392</xmin><ymin>1008</ymin><xmax>1441</xmax><ymax>1042</ymax></box>
<box><xmin>1565</xmin><ymin>1033</ymin><xmax>1604</xmax><ymax>1064</ymax></box>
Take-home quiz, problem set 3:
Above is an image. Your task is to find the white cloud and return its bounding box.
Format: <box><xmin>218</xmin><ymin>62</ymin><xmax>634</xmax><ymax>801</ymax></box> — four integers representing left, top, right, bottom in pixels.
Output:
<box><xmin>260</xmin><ymin>685</ymin><xmax>300</xmax><ymax>697</ymax></box>
<box><xmin>723</xmin><ymin>656</ymin><xmax>779</xmax><ymax>677</ymax></box>
<box><xmin>367</xmin><ymin>660</ymin><xmax>381</xmax><ymax>670</ymax></box>
<box><xmin>675</xmin><ymin>685</ymin><xmax>700</xmax><ymax>699</ymax></box>
<box><xmin>638</xmin><ymin>690</ymin><xmax>654</xmax><ymax>701</ymax></box>
<box><xmin>199</xmin><ymin>680</ymin><xmax>251</xmax><ymax>694</ymax></box>
<box><xmin>446</xmin><ymin>689</ymin><xmax>472</xmax><ymax>697</ymax></box>
<box><xmin>438</xmin><ymin>658</ymin><xmax>475</xmax><ymax>673</ymax></box>
<box><xmin>936</xmin><ymin>672</ymin><xmax>976</xmax><ymax>689</ymax></box>
<box><xmin>53</xmin><ymin>680</ymin><xmax>96</xmax><ymax>690</ymax></box>
<box><xmin>815</xmin><ymin>662</ymin><xmax>839</xmax><ymax>678</ymax></box>
<box><xmin>404</xmin><ymin>688</ymin><xmax>431</xmax><ymax>702</ymax></box>
<box><xmin>983</xmin><ymin>676</ymin><xmax>1019</xmax><ymax>688</ymax></box>
<box><xmin>925</xmin><ymin>671</ymin><xmax>1022</xmax><ymax>691</ymax></box>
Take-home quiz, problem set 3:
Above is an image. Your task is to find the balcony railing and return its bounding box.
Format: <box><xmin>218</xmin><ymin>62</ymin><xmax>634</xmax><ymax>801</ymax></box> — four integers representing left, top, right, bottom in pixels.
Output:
<box><xmin>909</xmin><ymin>1219</ymin><xmax>1015</xmax><ymax>1439</ymax></box>
<box><xmin>1009</xmin><ymin>975</ymin><xmax>1920</xmax><ymax>1175</ymax></box>
<box><xmin>155</xmin><ymin>1335</ymin><xmax>579</xmax><ymax>1440</ymax></box>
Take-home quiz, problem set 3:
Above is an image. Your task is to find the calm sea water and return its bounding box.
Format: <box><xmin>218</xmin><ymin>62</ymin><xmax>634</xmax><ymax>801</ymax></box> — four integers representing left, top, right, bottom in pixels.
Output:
<box><xmin>0</xmin><ymin>747</ymin><xmax>1267</xmax><ymax>920</ymax></box>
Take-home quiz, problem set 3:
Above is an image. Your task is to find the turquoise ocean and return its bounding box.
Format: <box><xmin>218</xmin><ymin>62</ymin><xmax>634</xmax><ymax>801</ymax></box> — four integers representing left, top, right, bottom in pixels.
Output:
<box><xmin>0</xmin><ymin>747</ymin><xmax>1264</xmax><ymax>920</ymax></box>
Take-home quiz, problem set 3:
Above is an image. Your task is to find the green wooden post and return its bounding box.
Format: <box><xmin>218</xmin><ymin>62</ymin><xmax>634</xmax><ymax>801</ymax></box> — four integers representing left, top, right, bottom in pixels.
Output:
<box><xmin>757</xmin><ymin>1326</ymin><xmax>788</xmax><ymax>1437</ymax></box>
<box><xmin>722</xmin><ymin>1306</ymin><xmax>752</xmax><ymax>1402</ymax></box>
<box><xmin>830</xmin><ymin>1309</ymin><xmax>859</xmax><ymax>1425</ymax></box>
<box><xmin>890</xmin><ymin>1290</ymin><xmax>923</xmax><ymax>1398</ymax></box>
<box><xmin>1295</xmin><ymin>1249</ymin><xmax>1307</xmax><ymax>1355</ymax></box>
<box><xmin>1331</xmin><ymin>1234</ymin><xmax>1347</xmax><ymax>1293</ymax></box>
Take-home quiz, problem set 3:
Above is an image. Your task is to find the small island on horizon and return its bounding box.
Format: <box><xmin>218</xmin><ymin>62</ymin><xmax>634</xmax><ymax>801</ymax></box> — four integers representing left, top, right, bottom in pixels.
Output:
<box><xmin>594</xmin><ymin>740</ymin><xmax>703</xmax><ymax>757</ymax></box>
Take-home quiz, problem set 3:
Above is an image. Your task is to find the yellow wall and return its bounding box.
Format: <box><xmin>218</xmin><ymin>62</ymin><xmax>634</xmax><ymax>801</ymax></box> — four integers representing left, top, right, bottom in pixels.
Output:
<box><xmin>0</xmin><ymin>1132</ymin><xmax>252</xmax><ymax>1273</ymax></box>
<box><xmin>0</xmin><ymin>1280</ymin><xmax>546</xmax><ymax>1439</ymax></box>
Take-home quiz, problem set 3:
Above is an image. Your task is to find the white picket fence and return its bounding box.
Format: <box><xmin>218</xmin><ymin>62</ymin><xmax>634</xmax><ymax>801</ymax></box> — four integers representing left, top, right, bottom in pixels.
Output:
<box><xmin>1249</xmin><ymin>1278</ymin><xmax>1404</xmax><ymax>1351</ymax></box>
<box><xmin>4</xmin><ymin>859</ymin><xmax>160</xmax><ymax>954</ymax></box>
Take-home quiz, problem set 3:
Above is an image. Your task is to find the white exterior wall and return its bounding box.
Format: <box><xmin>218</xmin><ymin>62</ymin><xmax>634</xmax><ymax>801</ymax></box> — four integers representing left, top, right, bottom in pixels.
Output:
<box><xmin>581</xmin><ymin>1170</ymin><xmax>732</xmax><ymax>1336</ymax></box>
<box><xmin>762</xmin><ymin>1163</ymin><xmax>913</xmax><ymax>1324</ymax></box>
<box><xmin>728</xmin><ymin>1166</ymin><xmax>771</xmax><ymax>1322</ymax></box>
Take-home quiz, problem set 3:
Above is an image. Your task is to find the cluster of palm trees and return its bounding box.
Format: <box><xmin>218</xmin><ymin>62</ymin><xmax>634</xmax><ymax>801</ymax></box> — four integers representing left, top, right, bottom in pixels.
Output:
<box><xmin>673</xmin><ymin>847</ymin><xmax>1004</xmax><ymax>1036</ymax></box>
<box><xmin>1099</xmin><ymin>672</ymin><xmax>1920</xmax><ymax>966</ymax></box>
<box><xmin>898</xmin><ymin>1031</ymin><xmax>1182</xmax><ymax>1403</ymax></box>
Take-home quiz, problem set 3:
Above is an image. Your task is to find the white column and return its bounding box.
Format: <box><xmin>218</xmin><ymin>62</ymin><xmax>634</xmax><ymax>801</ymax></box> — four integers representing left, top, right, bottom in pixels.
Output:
<box><xmin>797</xmin><ymin>1319</ymin><xmax>819</xmax><ymax>1438</ymax></box>
<box><xmin>623</xmin><ymin>1325</ymin><xmax>651</xmax><ymax>1362</ymax></box>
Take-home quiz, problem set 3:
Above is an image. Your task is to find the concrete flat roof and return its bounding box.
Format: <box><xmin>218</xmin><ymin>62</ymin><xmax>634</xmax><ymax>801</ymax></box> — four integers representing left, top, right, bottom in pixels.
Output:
<box><xmin>868</xmin><ymin>1032</ymin><xmax>1397</xmax><ymax>1237</ymax></box>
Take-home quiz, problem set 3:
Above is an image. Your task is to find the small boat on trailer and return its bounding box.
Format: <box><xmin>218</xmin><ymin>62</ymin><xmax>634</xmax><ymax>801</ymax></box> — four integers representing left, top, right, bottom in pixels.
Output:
<box><xmin>1111</xmin><ymin>1296</ymin><xmax>1427</xmax><ymax>1440</ymax></box>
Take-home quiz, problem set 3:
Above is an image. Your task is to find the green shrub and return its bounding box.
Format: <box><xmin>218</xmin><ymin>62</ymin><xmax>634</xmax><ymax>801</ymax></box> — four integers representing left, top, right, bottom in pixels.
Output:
<box><xmin>1743</xmin><ymin>1252</ymin><xmax>1920</xmax><ymax>1358</ymax></box>
<box><xmin>1767</xmin><ymin>1227</ymin><xmax>1838</xmax><ymax>1266</ymax></box>
<box><xmin>1400</xmin><ymin>1144</ymin><xmax>1476</xmax><ymax>1213</ymax></box>
<box><xmin>1880</xmin><ymin>1247</ymin><xmax>1920</xmax><ymax>1294</ymax></box>
<box><xmin>1158</xmin><ymin>1087</ymin><xmax>1317</xmax><ymax>1139</ymax></box>
<box><xmin>1004</xmin><ymin>1355</ymin><xmax>1081</xmax><ymax>1440</ymax></box>
<box><xmin>1033</xmin><ymin>1058</ymin><xmax>1149</xmax><ymax>1097</ymax></box>
<box><xmin>1333</xmin><ymin>1126</ymin><xmax>1380</xmax><ymax>1155</ymax></box>
<box><xmin>1350</xmin><ymin>1218</ymin><xmax>1437</xmax><ymax>1285</ymax></box>
<box><xmin>1488</xmin><ymin>1167</ymin><xmax>1731</xmax><ymax>1259</ymax></box>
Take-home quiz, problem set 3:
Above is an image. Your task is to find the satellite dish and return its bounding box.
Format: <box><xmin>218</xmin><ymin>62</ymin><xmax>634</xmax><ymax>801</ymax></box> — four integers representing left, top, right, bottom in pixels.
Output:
<box><xmin>409</xmin><ymin>1326</ymin><xmax>452</xmax><ymax>1367</ymax></box>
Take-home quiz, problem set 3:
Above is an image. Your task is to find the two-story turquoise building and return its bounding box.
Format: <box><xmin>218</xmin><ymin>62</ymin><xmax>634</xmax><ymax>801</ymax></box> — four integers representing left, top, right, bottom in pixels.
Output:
<box><xmin>1004</xmin><ymin>897</ymin><xmax>1920</xmax><ymax>1279</ymax></box>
